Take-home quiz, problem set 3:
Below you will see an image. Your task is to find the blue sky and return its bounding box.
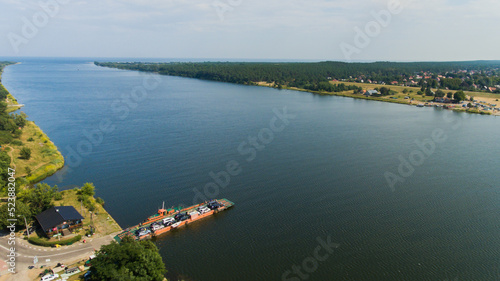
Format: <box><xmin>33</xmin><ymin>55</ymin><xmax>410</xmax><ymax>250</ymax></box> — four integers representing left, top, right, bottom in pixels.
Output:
<box><xmin>0</xmin><ymin>0</ymin><xmax>499</xmax><ymax>61</ymax></box>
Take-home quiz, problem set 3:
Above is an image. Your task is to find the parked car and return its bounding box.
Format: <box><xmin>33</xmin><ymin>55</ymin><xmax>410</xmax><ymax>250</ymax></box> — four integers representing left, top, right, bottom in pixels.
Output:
<box><xmin>178</xmin><ymin>214</ymin><xmax>190</xmax><ymax>221</ymax></box>
<box><xmin>197</xmin><ymin>206</ymin><xmax>210</xmax><ymax>214</ymax></box>
<box><xmin>174</xmin><ymin>213</ymin><xmax>187</xmax><ymax>220</ymax></box>
<box><xmin>163</xmin><ymin>217</ymin><xmax>175</xmax><ymax>224</ymax></box>
<box><xmin>65</xmin><ymin>267</ymin><xmax>79</xmax><ymax>274</ymax></box>
<box><xmin>207</xmin><ymin>201</ymin><xmax>222</xmax><ymax>210</ymax></box>
<box><xmin>136</xmin><ymin>228</ymin><xmax>150</xmax><ymax>237</ymax></box>
<box><xmin>40</xmin><ymin>274</ymin><xmax>59</xmax><ymax>281</ymax></box>
<box><xmin>163</xmin><ymin>217</ymin><xmax>175</xmax><ymax>225</ymax></box>
<box><xmin>151</xmin><ymin>223</ymin><xmax>164</xmax><ymax>231</ymax></box>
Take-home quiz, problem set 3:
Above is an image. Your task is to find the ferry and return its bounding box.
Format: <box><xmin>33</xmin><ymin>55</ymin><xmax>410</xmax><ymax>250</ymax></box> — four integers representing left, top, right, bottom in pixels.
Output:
<box><xmin>114</xmin><ymin>199</ymin><xmax>234</xmax><ymax>242</ymax></box>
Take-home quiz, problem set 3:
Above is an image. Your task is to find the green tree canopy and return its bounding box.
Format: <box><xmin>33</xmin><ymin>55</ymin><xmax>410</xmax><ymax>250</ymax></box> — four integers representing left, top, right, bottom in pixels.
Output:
<box><xmin>0</xmin><ymin>201</ymin><xmax>32</xmax><ymax>229</ymax></box>
<box><xmin>0</xmin><ymin>150</ymin><xmax>11</xmax><ymax>190</ymax></box>
<box><xmin>23</xmin><ymin>183</ymin><xmax>59</xmax><ymax>215</ymax></box>
<box><xmin>454</xmin><ymin>90</ymin><xmax>467</xmax><ymax>102</ymax></box>
<box><xmin>435</xmin><ymin>89</ymin><xmax>445</xmax><ymax>98</ymax></box>
<box><xmin>425</xmin><ymin>87</ymin><xmax>434</xmax><ymax>96</ymax></box>
<box><xmin>78</xmin><ymin>182</ymin><xmax>96</xmax><ymax>197</ymax></box>
<box><xmin>89</xmin><ymin>236</ymin><xmax>167</xmax><ymax>281</ymax></box>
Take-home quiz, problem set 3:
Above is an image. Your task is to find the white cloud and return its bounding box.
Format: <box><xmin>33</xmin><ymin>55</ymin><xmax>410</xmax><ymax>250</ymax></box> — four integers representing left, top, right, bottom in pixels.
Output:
<box><xmin>0</xmin><ymin>0</ymin><xmax>498</xmax><ymax>60</ymax></box>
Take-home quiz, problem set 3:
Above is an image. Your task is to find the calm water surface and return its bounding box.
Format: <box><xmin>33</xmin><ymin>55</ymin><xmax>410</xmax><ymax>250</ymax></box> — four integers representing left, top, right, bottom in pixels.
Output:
<box><xmin>2</xmin><ymin>58</ymin><xmax>499</xmax><ymax>281</ymax></box>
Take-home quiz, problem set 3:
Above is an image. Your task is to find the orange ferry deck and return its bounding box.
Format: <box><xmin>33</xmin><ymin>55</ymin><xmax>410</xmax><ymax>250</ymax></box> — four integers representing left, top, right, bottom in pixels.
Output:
<box><xmin>114</xmin><ymin>199</ymin><xmax>234</xmax><ymax>242</ymax></box>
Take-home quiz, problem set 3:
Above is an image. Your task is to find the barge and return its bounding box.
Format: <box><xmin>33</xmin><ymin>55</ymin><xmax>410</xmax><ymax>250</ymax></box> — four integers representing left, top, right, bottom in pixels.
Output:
<box><xmin>114</xmin><ymin>199</ymin><xmax>234</xmax><ymax>242</ymax></box>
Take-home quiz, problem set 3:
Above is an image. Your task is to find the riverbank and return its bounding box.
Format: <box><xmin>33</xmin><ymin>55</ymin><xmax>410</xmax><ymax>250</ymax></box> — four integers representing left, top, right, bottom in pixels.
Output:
<box><xmin>0</xmin><ymin>63</ymin><xmax>121</xmax><ymax>234</ymax></box>
<box><xmin>0</xmin><ymin>63</ymin><xmax>65</xmax><ymax>188</ymax></box>
<box><xmin>257</xmin><ymin>81</ymin><xmax>499</xmax><ymax>116</ymax></box>
<box><xmin>94</xmin><ymin>61</ymin><xmax>500</xmax><ymax>116</ymax></box>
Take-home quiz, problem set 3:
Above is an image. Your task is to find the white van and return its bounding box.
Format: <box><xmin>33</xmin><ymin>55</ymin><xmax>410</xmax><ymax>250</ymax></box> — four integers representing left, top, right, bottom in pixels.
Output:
<box><xmin>40</xmin><ymin>274</ymin><xmax>59</xmax><ymax>281</ymax></box>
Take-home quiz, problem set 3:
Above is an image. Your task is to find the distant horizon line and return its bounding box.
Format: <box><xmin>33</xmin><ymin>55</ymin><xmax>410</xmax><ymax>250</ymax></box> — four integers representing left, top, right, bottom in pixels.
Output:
<box><xmin>1</xmin><ymin>56</ymin><xmax>500</xmax><ymax>64</ymax></box>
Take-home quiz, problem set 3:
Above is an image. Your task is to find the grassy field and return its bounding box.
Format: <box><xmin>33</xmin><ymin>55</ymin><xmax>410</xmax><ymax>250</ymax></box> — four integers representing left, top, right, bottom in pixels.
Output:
<box><xmin>257</xmin><ymin>81</ymin><xmax>500</xmax><ymax>111</ymax></box>
<box><xmin>257</xmin><ymin>81</ymin><xmax>428</xmax><ymax>104</ymax></box>
<box><xmin>54</xmin><ymin>189</ymin><xmax>122</xmax><ymax>237</ymax></box>
<box><xmin>331</xmin><ymin>81</ymin><xmax>500</xmax><ymax>101</ymax></box>
<box><xmin>6</xmin><ymin>120</ymin><xmax>64</xmax><ymax>182</ymax></box>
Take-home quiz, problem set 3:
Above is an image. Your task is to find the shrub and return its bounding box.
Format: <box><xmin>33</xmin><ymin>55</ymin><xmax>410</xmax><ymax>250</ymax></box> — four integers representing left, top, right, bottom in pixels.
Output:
<box><xmin>27</xmin><ymin>137</ymin><xmax>34</xmax><ymax>142</ymax></box>
<box><xmin>20</xmin><ymin>147</ymin><xmax>31</xmax><ymax>160</ymax></box>
<box><xmin>96</xmin><ymin>197</ymin><xmax>105</xmax><ymax>206</ymax></box>
<box><xmin>28</xmin><ymin>235</ymin><xmax>82</xmax><ymax>247</ymax></box>
<box><xmin>78</xmin><ymin>194</ymin><xmax>96</xmax><ymax>212</ymax></box>
<box><xmin>54</xmin><ymin>192</ymin><xmax>63</xmax><ymax>200</ymax></box>
<box><xmin>41</xmin><ymin>148</ymin><xmax>57</xmax><ymax>156</ymax></box>
<box><xmin>12</xmin><ymin>130</ymin><xmax>22</xmax><ymax>138</ymax></box>
<box><xmin>0</xmin><ymin>131</ymin><xmax>13</xmax><ymax>144</ymax></box>
<box><xmin>11</xmin><ymin>140</ymin><xmax>23</xmax><ymax>146</ymax></box>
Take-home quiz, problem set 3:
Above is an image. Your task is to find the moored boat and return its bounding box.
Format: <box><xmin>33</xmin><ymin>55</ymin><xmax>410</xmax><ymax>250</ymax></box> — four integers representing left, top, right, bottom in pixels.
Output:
<box><xmin>114</xmin><ymin>199</ymin><xmax>234</xmax><ymax>242</ymax></box>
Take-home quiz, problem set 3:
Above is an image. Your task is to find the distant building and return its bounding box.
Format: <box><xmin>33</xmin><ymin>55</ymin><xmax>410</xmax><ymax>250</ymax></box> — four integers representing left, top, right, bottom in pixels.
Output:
<box><xmin>434</xmin><ymin>97</ymin><xmax>451</xmax><ymax>103</ymax></box>
<box><xmin>365</xmin><ymin>90</ymin><xmax>379</xmax><ymax>96</ymax></box>
<box><xmin>35</xmin><ymin>206</ymin><xmax>84</xmax><ymax>237</ymax></box>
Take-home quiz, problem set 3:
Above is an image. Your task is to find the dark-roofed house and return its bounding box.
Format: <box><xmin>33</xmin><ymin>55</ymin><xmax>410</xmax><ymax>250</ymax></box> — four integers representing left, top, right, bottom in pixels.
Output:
<box><xmin>35</xmin><ymin>206</ymin><xmax>84</xmax><ymax>237</ymax></box>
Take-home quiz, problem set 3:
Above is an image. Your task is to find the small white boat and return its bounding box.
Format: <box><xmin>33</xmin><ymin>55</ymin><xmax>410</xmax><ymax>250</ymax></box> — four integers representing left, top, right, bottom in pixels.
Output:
<box><xmin>171</xmin><ymin>222</ymin><xmax>181</xmax><ymax>228</ymax></box>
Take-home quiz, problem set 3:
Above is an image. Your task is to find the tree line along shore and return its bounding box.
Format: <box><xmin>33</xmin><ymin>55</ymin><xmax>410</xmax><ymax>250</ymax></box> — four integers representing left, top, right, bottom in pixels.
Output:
<box><xmin>95</xmin><ymin>61</ymin><xmax>500</xmax><ymax>115</ymax></box>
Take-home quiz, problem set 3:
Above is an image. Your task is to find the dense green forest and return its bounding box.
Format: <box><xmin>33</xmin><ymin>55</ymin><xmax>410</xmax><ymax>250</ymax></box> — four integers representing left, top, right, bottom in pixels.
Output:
<box><xmin>95</xmin><ymin>61</ymin><xmax>500</xmax><ymax>93</ymax></box>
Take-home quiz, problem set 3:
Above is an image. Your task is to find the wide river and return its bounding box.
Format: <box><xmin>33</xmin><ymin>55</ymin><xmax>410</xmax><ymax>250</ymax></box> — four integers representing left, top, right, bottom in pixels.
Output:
<box><xmin>2</xmin><ymin>58</ymin><xmax>499</xmax><ymax>281</ymax></box>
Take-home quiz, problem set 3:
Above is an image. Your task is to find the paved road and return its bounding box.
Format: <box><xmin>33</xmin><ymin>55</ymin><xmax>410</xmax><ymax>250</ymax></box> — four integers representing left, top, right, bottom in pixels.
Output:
<box><xmin>0</xmin><ymin>231</ymin><xmax>119</xmax><ymax>281</ymax></box>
